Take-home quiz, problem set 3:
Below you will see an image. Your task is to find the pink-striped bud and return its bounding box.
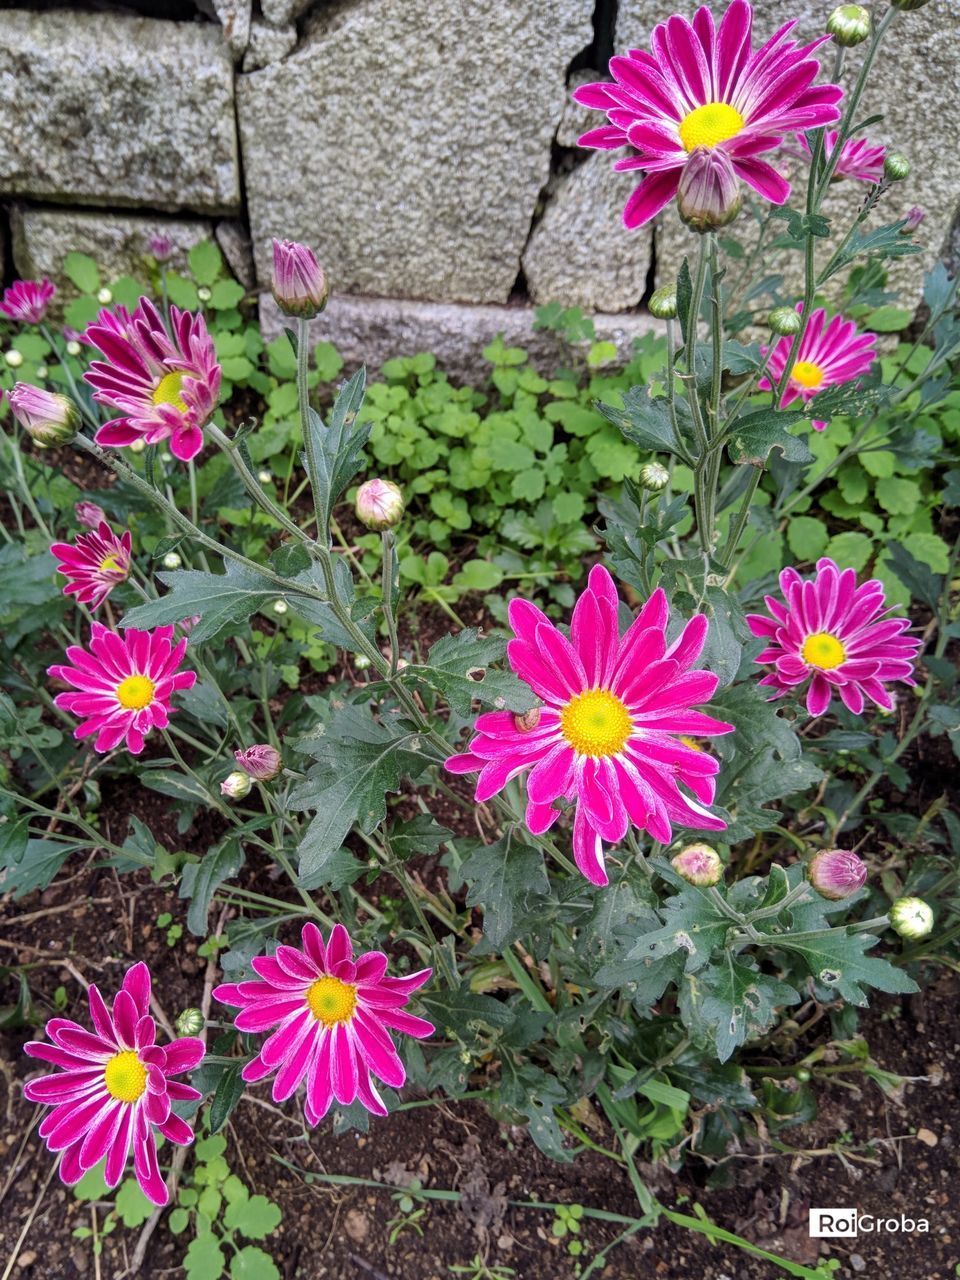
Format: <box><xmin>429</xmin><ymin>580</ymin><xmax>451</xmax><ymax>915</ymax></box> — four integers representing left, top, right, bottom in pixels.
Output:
<box><xmin>234</xmin><ymin>744</ymin><xmax>282</xmax><ymax>781</ymax></box>
<box><xmin>356</xmin><ymin>478</ymin><xmax>404</xmax><ymax>530</ymax></box>
<box><xmin>271</xmin><ymin>238</ymin><xmax>329</xmax><ymax>319</ymax></box>
<box><xmin>75</xmin><ymin>501</ymin><xmax>107</xmax><ymax>530</ymax></box>
<box><xmin>807</xmin><ymin>849</ymin><xmax>868</xmax><ymax>900</ymax></box>
<box><xmin>901</xmin><ymin>206</ymin><xmax>925</xmax><ymax>234</ymax></box>
<box><xmin>677</xmin><ymin>147</ymin><xmax>741</xmax><ymax>233</ymax></box>
<box><xmin>8</xmin><ymin>384</ymin><xmax>79</xmax><ymax>447</ymax></box>
<box><xmin>671</xmin><ymin>843</ymin><xmax>723</xmax><ymax>886</ymax></box>
<box><xmin>0</xmin><ymin>279</ymin><xmax>55</xmax><ymax>325</ymax></box>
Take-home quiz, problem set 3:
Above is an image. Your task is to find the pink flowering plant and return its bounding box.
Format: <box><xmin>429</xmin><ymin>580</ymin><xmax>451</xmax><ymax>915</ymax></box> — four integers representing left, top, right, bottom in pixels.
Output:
<box><xmin>1</xmin><ymin>2</ymin><xmax>959</xmax><ymax>1271</ymax></box>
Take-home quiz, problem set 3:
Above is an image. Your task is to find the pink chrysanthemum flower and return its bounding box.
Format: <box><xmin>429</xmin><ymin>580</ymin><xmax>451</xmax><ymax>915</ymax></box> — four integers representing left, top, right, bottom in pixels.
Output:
<box><xmin>746</xmin><ymin>557</ymin><xmax>922</xmax><ymax>717</ymax></box>
<box><xmin>51</xmin><ymin>521</ymin><xmax>132</xmax><ymax>610</ymax></box>
<box><xmin>759</xmin><ymin>304</ymin><xmax>876</xmax><ymax>431</ymax></box>
<box><xmin>572</xmin><ymin>0</ymin><xmax>843</xmax><ymax>228</ymax></box>
<box><xmin>49</xmin><ymin>623</ymin><xmax>197</xmax><ymax>754</ymax></box>
<box><xmin>23</xmin><ymin>963</ymin><xmax>204</xmax><ymax>1206</ymax></box>
<box><xmin>445</xmin><ymin>565</ymin><xmax>733</xmax><ymax>886</ymax></box>
<box><xmin>0</xmin><ymin>278</ymin><xmax>55</xmax><ymax>325</ymax></box>
<box><xmin>84</xmin><ymin>297</ymin><xmax>221</xmax><ymax>462</ymax></box>
<box><xmin>798</xmin><ymin>129</ymin><xmax>885</xmax><ymax>183</ymax></box>
<box><xmin>214</xmin><ymin>924</ymin><xmax>433</xmax><ymax>1123</ymax></box>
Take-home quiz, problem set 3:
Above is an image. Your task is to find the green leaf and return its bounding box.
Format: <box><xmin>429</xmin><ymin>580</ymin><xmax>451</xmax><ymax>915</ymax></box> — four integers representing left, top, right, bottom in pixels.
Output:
<box><xmin>313</xmin><ymin>341</ymin><xmax>344</xmax><ymax>382</ymax></box>
<box><xmin>619</xmin><ymin>884</ymin><xmax>733</xmax><ymax>974</ymax></box>
<box><xmin>0</xmin><ymin>838</ymin><xmax>76</xmax><ymax>898</ymax></box>
<box><xmin>451</xmin><ymin>559</ymin><xmax>504</xmax><ymax>592</ymax></box>
<box><xmin>184</xmin><ymin>1234</ymin><xmax>226</xmax><ymax>1280</ymax></box>
<box><xmin>230</xmin><ymin>1246</ymin><xmax>280</xmax><ymax>1280</ymax></box>
<box><xmin>209</xmin><ymin>1061</ymin><xmax>246</xmax><ymax>1134</ymax></box>
<box><xmin>587</xmin><ymin>340</ymin><xmax>618</xmax><ymax>367</ymax></box>
<box><xmin>63</xmin><ymin>251</ymin><xmax>100</xmax><ymax>293</ymax></box>
<box><xmin>903</xmin><ymin>531</ymin><xmax>950</xmax><ymax>574</ymax></box>
<box><xmin>303</xmin><ymin>369</ymin><xmax>371</xmax><ymax>539</ymax></box>
<box><xmin>114</xmin><ymin>1178</ymin><xmax>155</xmax><ymax>1228</ymax></box>
<box><xmin>194</xmin><ymin>1135</ymin><xmax>227</xmax><ymax>1162</ymax></box>
<box><xmin>786</xmin><ymin>515</ymin><xmax>829</xmax><ymax>562</ymax></box>
<box><xmin>418</xmin><ymin>984</ymin><xmax>515</xmax><ymax>1037</ymax></box>
<box><xmin>459</xmin><ymin>834</ymin><xmax>549</xmax><ymax>948</ymax></box>
<box><xmin>863</xmin><ymin>305</ymin><xmax>913</xmax><ymax>333</ymax></box>
<box><xmin>120</xmin><ymin>563</ymin><xmax>282</xmax><ymax>644</ymax></box>
<box><xmin>825</xmin><ymin>531</ymin><xmax>873</xmax><ymax>573</ymax></box>
<box><xmin>694</xmin><ymin>956</ymin><xmax>800</xmax><ymax>1063</ymax></box>
<box><xmin>861</xmin><ymin>449</ymin><xmax>895</xmax><ymax>478</ymax></box>
<box><xmin>552</xmin><ymin>491</ymin><xmax>585</xmax><ymax>523</ymax></box>
<box><xmin>168</xmin><ymin>1208</ymin><xmax>190</xmax><ymax>1235</ymax></box>
<box><xmin>598</xmin><ymin>385</ymin><xmax>686</xmax><ymax>459</ymax></box>
<box><xmin>180</xmin><ymin>837</ymin><xmax>244</xmax><ymax>936</ymax></box>
<box><xmin>499</xmin><ymin>1061</ymin><xmax>569</xmax><ymax>1162</ymax></box>
<box><xmin>165</xmin><ymin>273</ymin><xmax>200</xmax><ymax>310</ymax></box>
<box><xmin>511</xmin><ymin>467</ymin><xmax>546</xmax><ymax>501</ymax></box>
<box><xmin>407</xmin><ymin>630</ymin><xmax>536</xmax><ymax>715</ymax></box>
<box><xmin>875</xmin><ymin>476</ymin><xmax>920</xmax><ymax>515</ymax></box>
<box><xmin>73</xmin><ymin>1163</ymin><xmax>110</xmax><ymax>1201</ymax></box>
<box><xmin>210</xmin><ymin>279</ymin><xmax>245</xmax><ymax>309</ymax></box>
<box><xmin>225</xmin><ymin>1195</ymin><xmax>282</xmax><ymax>1240</ymax></box>
<box><xmin>189</xmin><ymin>240</ymin><xmax>224</xmax><ymax>286</ymax></box>
<box><xmin>289</xmin><ymin>705</ymin><xmax>433</xmax><ymax>878</ymax></box>
<box><xmin>726</xmin><ymin>408</ymin><xmax>811</xmax><ymax>465</ymax></box>
<box><xmin>776</xmin><ymin>928</ymin><xmax>918</xmax><ymax>1006</ymax></box>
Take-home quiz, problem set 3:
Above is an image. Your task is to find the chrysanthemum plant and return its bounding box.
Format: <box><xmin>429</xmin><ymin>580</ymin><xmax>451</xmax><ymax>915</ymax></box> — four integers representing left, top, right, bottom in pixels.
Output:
<box><xmin>2</xmin><ymin>0</ymin><xmax>958</xmax><ymax>1252</ymax></box>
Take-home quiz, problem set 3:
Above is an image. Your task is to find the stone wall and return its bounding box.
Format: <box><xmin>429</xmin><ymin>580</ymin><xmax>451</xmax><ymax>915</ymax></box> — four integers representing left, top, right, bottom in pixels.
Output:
<box><xmin>1</xmin><ymin>0</ymin><xmax>957</xmax><ymax>365</ymax></box>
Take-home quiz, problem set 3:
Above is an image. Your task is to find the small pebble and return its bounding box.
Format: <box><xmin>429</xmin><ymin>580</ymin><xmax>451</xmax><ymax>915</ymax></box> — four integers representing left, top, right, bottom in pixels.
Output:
<box><xmin>917</xmin><ymin>1128</ymin><xmax>939</xmax><ymax>1147</ymax></box>
<box><xmin>850</xmin><ymin>1254</ymin><xmax>866</xmax><ymax>1273</ymax></box>
<box><xmin>16</xmin><ymin>1251</ymin><xmax>37</xmax><ymax>1269</ymax></box>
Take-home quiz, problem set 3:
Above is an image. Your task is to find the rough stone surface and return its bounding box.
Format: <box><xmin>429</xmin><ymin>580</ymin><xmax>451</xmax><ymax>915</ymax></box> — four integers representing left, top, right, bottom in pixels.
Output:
<box><xmin>615</xmin><ymin>1</ymin><xmax>960</xmax><ymax>307</ymax></box>
<box><xmin>11</xmin><ymin>208</ymin><xmax>211</xmax><ymax>299</ymax></box>
<box><xmin>556</xmin><ymin>70</ymin><xmax>602</xmax><ymax>150</ymax></box>
<box><xmin>211</xmin><ymin>0</ymin><xmax>251</xmax><ymax>57</ymax></box>
<box><xmin>242</xmin><ymin>19</ymin><xmax>298</xmax><ymax>71</ymax></box>
<box><xmin>260</xmin><ymin>0</ymin><xmax>312</xmax><ymax>26</ymax></box>
<box><xmin>259</xmin><ymin>292</ymin><xmax>663</xmax><ymax>384</ymax></box>
<box><xmin>0</xmin><ymin>11</ymin><xmax>239</xmax><ymax>214</ymax></box>
<box><xmin>524</xmin><ymin>154</ymin><xmax>652</xmax><ymax>310</ymax></box>
<box><xmin>215</xmin><ymin>219</ymin><xmax>257</xmax><ymax>290</ymax></box>
<box><xmin>239</xmin><ymin>0</ymin><xmax>593</xmax><ymax>302</ymax></box>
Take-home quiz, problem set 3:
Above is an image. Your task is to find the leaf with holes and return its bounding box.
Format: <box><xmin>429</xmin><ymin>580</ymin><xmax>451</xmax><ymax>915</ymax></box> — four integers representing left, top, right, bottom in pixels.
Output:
<box><xmin>404</xmin><ymin>629</ymin><xmax>536</xmax><ymax>716</ymax></box>
<box><xmin>120</xmin><ymin>563</ymin><xmax>281</xmax><ymax>644</ymax></box>
<box><xmin>459</xmin><ymin>834</ymin><xmax>550</xmax><ymax>949</ymax></box>
<box><xmin>775</xmin><ymin>927</ymin><xmax>918</xmax><ymax>1005</ymax></box>
<box><xmin>726</xmin><ymin>408</ymin><xmax>811</xmax><ymax>465</ymax></box>
<box><xmin>693</xmin><ymin>956</ymin><xmax>800</xmax><ymax>1062</ymax></box>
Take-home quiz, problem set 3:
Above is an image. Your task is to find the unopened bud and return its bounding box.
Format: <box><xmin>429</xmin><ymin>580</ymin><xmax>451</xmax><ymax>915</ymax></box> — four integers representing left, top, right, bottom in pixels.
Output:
<box><xmin>175</xmin><ymin>1007</ymin><xmax>205</xmax><ymax>1036</ymax></box>
<box><xmin>162</xmin><ymin>552</ymin><xmax>182</xmax><ymax>570</ymax></box>
<box><xmin>638</xmin><ymin>461</ymin><xmax>670</xmax><ymax>493</ymax></box>
<box><xmin>354</xmin><ymin>654</ymin><xmax>372</xmax><ymax>670</ymax></box>
<box><xmin>75</xmin><ymin>501</ymin><xmax>107</xmax><ymax>530</ymax></box>
<box><xmin>220</xmin><ymin>770</ymin><xmax>253</xmax><ymax>801</ymax></box>
<box><xmin>889</xmin><ymin>896</ymin><xmax>933</xmax><ymax>940</ymax></box>
<box><xmin>257</xmin><ymin>469</ymin><xmax>272</xmax><ymax>484</ymax></box>
<box><xmin>272</xmin><ymin>599</ymin><xmax>288</xmax><ymax>615</ymax></box>
<box><xmin>808</xmin><ymin>849</ymin><xmax>867</xmax><ymax>901</ymax></box>
<box><xmin>149</xmin><ymin>235</ymin><xmax>174</xmax><ymax>263</ymax></box>
<box><xmin>513</xmin><ymin>706</ymin><xmax>542</xmax><ymax>732</ymax></box>
<box><xmin>197</xmin><ymin>286</ymin><xmax>212</xmax><ymax>303</ymax></box>
<box><xmin>356</xmin><ymin>478</ymin><xmax>404</xmax><ymax>531</ymax></box>
<box><xmin>648</xmin><ymin>286</ymin><xmax>678</xmax><ymax>320</ymax></box>
<box><xmin>769</xmin><ymin>306</ymin><xmax>802</xmax><ymax>336</ymax></box>
<box><xmin>677</xmin><ymin>147</ymin><xmax>741</xmax><ymax>233</ymax></box>
<box><xmin>884</xmin><ymin>153</ymin><xmax>910</xmax><ymax>181</ymax></box>
<box><xmin>5</xmin><ymin>350</ymin><xmax>23</xmax><ymax>369</ymax></box>
<box><xmin>97</xmin><ymin>288</ymin><xmax>113</xmax><ymax>305</ymax></box>
<box><xmin>234</xmin><ymin>743</ymin><xmax>282</xmax><ymax>781</ymax></box>
<box><xmin>66</xmin><ymin>340</ymin><xmax>82</xmax><ymax>357</ymax></box>
<box><xmin>128</xmin><ymin>438</ymin><xmax>146</xmax><ymax>454</ymax></box>
<box><xmin>671</xmin><ymin>843</ymin><xmax>723</xmax><ymax>887</ymax></box>
<box><xmin>826</xmin><ymin>4</ymin><xmax>871</xmax><ymax>46</ymax></box>
<box><xmin>271</xmin><ymin>238</ymin><xmax>329</xmax><ymax>319</ymax></box>
<box><xmin>8</xmin><ymin>384</ymin><xmax>80</xmax><ymax>447</ymax></box>
<box><xmin>901</xmin><ymin>206</ymin><xmax>925</xmax><ymax>234</ymax></box>
<box><xmin>36</xmin><ymin>365</ymin><xmax>48</xmax><ymax>381</ymax></box>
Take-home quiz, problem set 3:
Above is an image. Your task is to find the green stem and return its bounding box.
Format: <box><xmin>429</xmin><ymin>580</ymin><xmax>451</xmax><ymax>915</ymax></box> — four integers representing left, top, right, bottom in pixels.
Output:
<box><xmin>381</xmin><ymin>529</ymin><xmax>401</xmax><ymax>677</ymax></box>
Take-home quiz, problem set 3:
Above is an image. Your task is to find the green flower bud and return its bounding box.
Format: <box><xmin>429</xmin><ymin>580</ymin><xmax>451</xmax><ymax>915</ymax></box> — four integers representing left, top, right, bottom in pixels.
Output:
<box><xmin>220</xmin><ymin>770</ymin><xmax>253</xmax><ymax>801</ymax></box>
<box><xmin>889</xmin><ymin>896</ymin><xmax>933</xmax><ymax>940</ymax></box>
<box><xmin>162</xmin><ymin>551</ymin><xmax>183</xmax><ymax>570</ymax></box>
<box><xmin>4</xmin><ymin>349</ymin><xmax>23</xmax><ymax>369</ymax></box>
<box><xmin>884</xmin><ymin>153</ymin><xmax>910</xmax><ymax>181</ymax></box>
<box><xmin>648</xmin><ymin>286</ymin><xmax>678</xmax><ymax>320</ymax></box>
<box><xmin>671</xmin><ymin>843</ymin><xmax>723</xmax><ymax>887</ymax></box>
<box><xmin>638</xmin><ymin>461</ymin><xmax>670</xmax><ymax>492</ymax></box>
<box><xmin>175</xmin><ymin>1008</ymin><xmax>205</xmax><ymax>1036</ymax></box>
<box><xmin>826</xmin><ymin>5</ymin><xmax>871</xmax><ymax>46</ymax></box>
<box><xmin>97</xmin><ymin>287</ymin><xmax>113</xmax><ymax>305</ymax></box>
<box><xmin>769</xmin><ymin>306</ymin><xmax>802</xmax><ymax>336</ymax></box>
<box><xmin>8</xmin><ymin>384</ymin><xmax>80</xmax><ymax>447</ymax></box>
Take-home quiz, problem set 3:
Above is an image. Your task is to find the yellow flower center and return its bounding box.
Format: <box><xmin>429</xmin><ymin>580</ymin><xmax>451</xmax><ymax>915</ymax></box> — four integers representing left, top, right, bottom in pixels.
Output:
<box><xmin>306</xmin><ymin>976</ymin><xmax>357</xmax><ymax>1026</ymax></box>
<box><xmin>116</xmin><ymin>675</ymin><xmax>155</xmax><ymax>710</ymax></box>
<box><xmin>678</xmin><ymin>102</ymin><xmax>745</xmax><ymax>152</ymax></box>
<box><xmin>680</xmin><ymin>735</ymin><xmax>703</xmax><ymax>752</ymax></box>
<box><xmin>151</xmin><ymin>371</ymin><xmax>187</xmax><ymax>413</ymax></box>
<box><xmin>104</xmin><ymin>1050</ymin><xmax>148</xmax><ymax>1103</ymax></box>
<box><xmin>560</xmin><ymin>689</ymin><xmax>632</xmax><ymax>758</ymax></box>
<box><xmin>99</xmin><ymin>554</ymin><xmax>123</xmax><ymax>573</ymax></box>
<box><xmin>801</xmin><ymin>632</ymin><xmax>846</xmax><ymax>670</ymax></box>
<box><xmin>791</xmin><ymin>361</ymin><xmax>825</xmax><ymax>390</ymax></box>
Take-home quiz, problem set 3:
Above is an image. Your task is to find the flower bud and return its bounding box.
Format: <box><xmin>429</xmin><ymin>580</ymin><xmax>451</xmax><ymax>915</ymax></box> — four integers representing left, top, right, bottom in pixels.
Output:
<box><xmin>884</xmin><ymin>153</ymin><xmax>910</xmax><ymax>181</ymax></box>
<box><xmin>220</xmin><ymin>770</ymin><xmax>253</xmax><ymax>801</ymax></box>
<box><xmin>768</xmin><ymin>306</ymin><xmax>802</xmax><ymax>336</ymax></box>
<box><xmin>354</xmin><ymin>654</ymin><xmax>372</xmax><ymax>670</ymax></box>
<box><xmin>826</xmin><ymin>4</ymin><xmax>871</xmax><ymax>46</ymax></box>
<box><xmin>162</xmin><ymin>551</ymin><xmax>183</xmax><ymax>570</ymax></box>
<box><xmin>257</xmin><ymin>469</ymin><xmax>272</xmax><ymax>484</ymax></box>
<box><xmin>128</xmin><ymin>438</ymin><xmax>146</xmax><ymax>454</ymax></box>
<box><xmin>5</xmin><ymin>350</ymin><xmax>23</xmax><ymax>369</ymax></box>
<box><xmin>513</xmin><ymin>706</ymin><xmax>542</xmax><ymax>732</ymax></box>
<box><xmin>271</xmin><ymin>238</ymin><xmax>329</xmax><ymax>319</ymax></box>
<box><xmin>671</xmin><ymin>842</ymin><xmax>723</xmax><ymax>887</ymax></box>
<box><xmin>197</xmin><ymin>286</ymin><xmax>212</xmax><ymax>303</ymax></box>
<box><xmin>356</xmin><ymin>478</ymin><xmax>405</xmax><ymax>531</ymax></box>
<box><xmin>272</xmin><ymin>599</ymin><xmax>288</xmax><ymax>615</ymax></box>
<box><xmin>234</xmin><ymin>743</ymin><xmax>282</xmax><ymax>781</ymax></box>
<box><xmin>638</xmin><ymin>461</ymin><xmax>670</xmax><ymax>492</ymax></box>
<box><xmin>97</xmin><ymin>287</ymin><xmax>113</xmax><ymax>305</ymax></box>
<box><xmin>807</xmin><ymin>849</ymin><xmax>868</xmax><ymax>901</ymax></box>
<box><xmin>66</xmin><ymin>340</ymin><xmax>82</xmax><ymax>357</ymax></box>
<box><xmin>149</xmin><ymin>235</ymin><xmax>174</xmax><ymax>263</ymax></box>
<box><xmin>648</xmin><ymin>286</ymin><xmax>678</xmax><ymax>320</ymax></box>
<box><xmin>889</xmin><ymin>896</ymin><xmax>933</xmax><ymax>940</ymax></box>
<box><xmin>901</xmin><ymin>206</ymin><xmax>925</xmax><ymax>234</ymax></box>
<box><xmin>8</xmin><ymin>384</ymin><xmax>80</xmax><ymax>447</ymax></box>
<box><xmin>175</xmin><ymin>1007</ymin><xmax>205</xmax><ymax>1036</ymax></box>
<box><xmin>36</xmin><ymin>365</ymin><xmax>48</xmax><ymax>381</ymax></box>
<box><xmin>75</xmin><ymin>501</ymin><xmax>107</xmax><ymax>530</ymax></box>
<box><xmin>677</xmin><ymin>147</ymin><xmax>741</xmax><ymax>233</ymax></box>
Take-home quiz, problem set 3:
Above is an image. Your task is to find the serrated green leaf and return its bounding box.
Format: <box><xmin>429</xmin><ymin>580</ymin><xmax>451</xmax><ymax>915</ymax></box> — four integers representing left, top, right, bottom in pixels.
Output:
<box><xmin>726</xmin><ymin>408</ymin><xmax>811</xmax><ymax>465</ymax></box>
<box><xmin>115</xmin><ymin>1178</ymin><xmax>155</xmax><ymax>1228</ymax></box>
<box><xmin>230</xmin><ymin>1247</ymin><xmax>280</xmax><ymax>1280</ymax></box>
<box><xmin>184</xmin><ymin>1234</ymin><xmax>225</xmax><ymax>1280</ymax></box>
<box><xmin>825</xmin><ymin>530</ymin><xmax>873</xmax><ymax>573</ymax></box>
<box><xmin>120</xmin><ymin>563</ymin><xmax>283</xmax><ymax>644</ymax></box>
<box><xmin>776</xmin><ymin>928</ymin><xmax>918</xmax><ymax>1006</ymax></box>
<box><xmin>499</xmin><ymin>1061</ymin><xmax>570</xmax><ymax>1161</ymax></box>
<box><xmin>598</xmin><ymin>385</ymin><xmax>686</xmax><ymax>459</ymax></box>
<box><xmin>64</xmin><ymin>252</ymin><xmax>101</xmax><ymax>293</ymax></box>
<box><xmin>695</xmin><ymin>955</ymin><xmax>800</xmax><ymax>1062</ymax></box>
<box><xmin>459</xmin><ymin>834</ymin><xmax>549</xmax><ymax>949</ymax></box>
<box><xmin>166</xmin><ymin>273</ymin><xmax>200</xmax><ymax>310</ymax></box>
<box><xmin>406</xmin><ymin>629</ymin><xmax>535</xmax><ymax>715</ymax></box>
<box><xmin>0</xmin><ymin>838</ymin><xmax>76</xmax><ymax>898</ymax></box>
<box><xmin>620</xmin><ymin>884</ymin><xmax>733</xmax><ymax>974</ymax></box>
<box><xmin>418</xmin><ymin>984</ymin><xmax>515</xmax><ymax>1037</ymax></box>
<box><xmin>875</xmin><ymin>476</ymin><xmax>920</xmax><ymax>515</ymax></box>
<box><xmin>180</xmin><ymin>838</ymin><xmax>244</xmax><ymax>936</ymax></box>
<box><xmin>210</xmin><ymin>279</ymin><xmax>245</xmax><ymax>309</ymax></box>
<box><xmin>303</xmin><ymin>369</ymin><xmax>371</xmax><ymax>540</ymax></box>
